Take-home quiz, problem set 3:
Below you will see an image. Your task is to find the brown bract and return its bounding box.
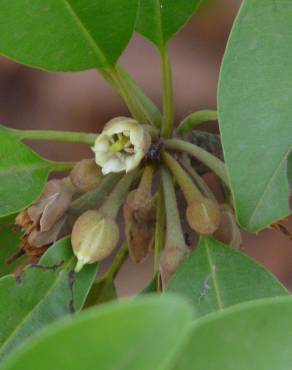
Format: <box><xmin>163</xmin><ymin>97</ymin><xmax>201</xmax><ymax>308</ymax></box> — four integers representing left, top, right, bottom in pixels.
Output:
<box><xmin>123</xmin><ymin>190</ymin><xmax>156</xmax><ymax>263</ymax></box>
<box><xmin>15</xmin><ymin>177</ymin><xmax>76</xmax><ymax>259</ymax></box>
<box><xmin>213</xmin><ymin>204</ymin><xmax>242</xmax><ymax>248</ymax></box>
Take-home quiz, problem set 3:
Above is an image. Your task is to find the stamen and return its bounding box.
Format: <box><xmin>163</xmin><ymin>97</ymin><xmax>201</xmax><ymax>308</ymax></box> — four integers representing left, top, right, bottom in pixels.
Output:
<box><xmin>110</xmin><ymin>135</ymin><xmax>129</xmax><ymax>153</ymax></box>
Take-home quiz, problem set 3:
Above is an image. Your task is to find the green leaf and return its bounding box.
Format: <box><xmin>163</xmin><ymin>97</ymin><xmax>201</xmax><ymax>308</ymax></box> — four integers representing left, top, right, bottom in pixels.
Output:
<box><xmin>0</xmin><ymin>0</ymin><xmax>139</xmax><ymax>71</ymax></box>
<box><xmin>136</xmin><ymin>0</ymin><xmax>202</xmax><ymax>49</ymax></box>
<box><xmin>288</xmin><ymin>150</ymin><xmax>292</xmax><ymax>191</ymax></box>
<box><xmin>0</xmin><ymin>237</ymin><xmax>97</xmax><ymax>362</ymax></box>
<box><xmin>167</xmin><ymin>237</ymin><xmax>288</xmax><ymax>317</ymax></box>
<box><xmin>0</xmin><ymin>214</ymin><xmax>18</xmax><ymax>226</ymax></box>
<box><xmin>0</xmin><ymin>224</ymin><xmax>24</xmax><ymax>278</ymax></box>
<box><xmin>0</xmin><ymin>131</ymin><xmax>52</xmax><ymax>218</ymax></box>
<box><xmin>140</xmin><ymin>275</ymin><xmax>158</xmax><ymax>295</ymax></box>
<box><xmin>84</xmin><ymin>277</ymin><xmax>117</xmax><ymax>308</ymax></box>
<box><xmin>173</xmin><ymin>296</ymin><xmax>292</xmax><ymax>370</ymax></box>
<box><xmin>2</xmin><ymin>295</ymin><xmax>192</xmax><ymax>370</ymax></box>
<box><xmin>218</xmin><ymin>0</ymin><xmax>292</xmax><ymax>232</ymax></box>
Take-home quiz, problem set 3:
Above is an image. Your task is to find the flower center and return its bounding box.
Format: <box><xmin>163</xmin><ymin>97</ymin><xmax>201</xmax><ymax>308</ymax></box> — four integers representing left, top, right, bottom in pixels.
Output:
<box><xmin>109</xmin><ymin>133</ymin><xmax>134</xmax><ymax>154</ymax></box>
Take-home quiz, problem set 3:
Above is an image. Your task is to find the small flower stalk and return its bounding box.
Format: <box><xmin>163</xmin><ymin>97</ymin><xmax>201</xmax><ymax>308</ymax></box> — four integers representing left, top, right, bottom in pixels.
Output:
<box><xmin>162</xmin><ymin>151</ymin><xmax>221</xmax><ymax>235</ymax></box>
<box><xmin>159</xmin><ymin>167</ymin><xmax>189</xmax><ymax>287</ymax></box>
<box><xmin>93</xmin><ymin>117</ymin><xmax>151</xmax><ymax>175</ymax></box>
<box><xmin>123</xmin><ymin>165</ymin><xmax>156</xmax><ymax>263</ymax></box>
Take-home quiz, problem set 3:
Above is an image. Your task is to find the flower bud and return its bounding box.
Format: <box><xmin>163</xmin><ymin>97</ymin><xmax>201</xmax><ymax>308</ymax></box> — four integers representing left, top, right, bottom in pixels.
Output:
<box><xmin>27</xmin><ymin>217</ymin><xmax>66</xmax><ymax>248</ymax></box>
<box><xmin>26</xmin><ymin>178</ymin><xmax>75</xmax><ymax>232</ymax></box>
<box><xmin>71</xmin><ymin>210</ymin><xmax>119</xmax><ymax>272</ymax></box>
<box><xmin>186</xmin><ymin>197</ymin><xmax>221</xmax><ymax>235</ymax></box>
<box><xmin>213</xmin><ymin>205</ymin><xmax>242</xmax><ymax>249</ymax></box>
<box><xmin>70</xmin><ymin>159</ymin><xmax>102</xmax><ymax>193</ymax></box>
<box><xmin>159</xmin><ymin>245</ymin><xmax>188</xmax><ymax>288</ymax></box>
<box><xmin>92</xmin><ymin>117</ymin><xmax>151</xmax><ymax>175</ymax></box>
<box><xmin>15</xmin><ymin>178</ymin><xmax>76</xmax><ymax>260</ymax></box>
<box><xmin>123</xmin><ymin>190</ymin><xmax>155</xmax><ymax>263</ymax></box>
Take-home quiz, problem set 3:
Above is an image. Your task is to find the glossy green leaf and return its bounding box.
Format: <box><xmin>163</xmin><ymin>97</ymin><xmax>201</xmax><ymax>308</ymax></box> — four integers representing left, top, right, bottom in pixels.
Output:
<box><xmin>0</xmin><ymin>125</ymin><xmax>10</xmax><ymax>134</ymax></box>
<box><xmin>167</xmin><ymin>237</ymin><xmax>288</xmax><ymax>317</ymax></box>
<box><xmin>288</xmin><ymin>150</ymin><xmax>292</xmax><ymax>191</ymax></box>
<box><xmin>0</xmin><ymin>237</ymin><xmax>97</xmax><ymax>362</ymax></box>
<box><xmin>0</xmin><ymin>224</ymin><xmax>24</xmax><ymax>278</ymax></box>
<box><xmin>0</xmin><ymin>131</ymin><xmax>52</xmax><ymax>218</ymax></box>
<box><xmin>0</xmin><ymin>214</ymin><xmax>18</xmax><ymax>226</ymax></box>
<box><xmin>136</xmin><ymin>0</ymin><xmax>202</xmax><ymax>49</ymax></box>
<box><xmin>140</xmin><ymin>275</ymin><xmax>158</xmax><ymax>295</ymax></box>
<box><xmin>173</xmin><ymin>296</ymin><xmax>292</xmax><ymax>370</ymax></box>
<box><xmin>84</xmin><ymin>277</ymin><xmax>117</xmax><ymax>308</ymax></box>
<box><xmin>218</xmin><ymin>0</ymin><xmax>292</xmax><ymax>232</ymax></box>
<box><xmin>0</xmin><ymin>0</ymin><xmax>139</xmax><ymax>71</ymax></box>
<box><xmin>2</xmin><ymin>295</ymin><xmax>192</xmax><ymax>370</ymax></box>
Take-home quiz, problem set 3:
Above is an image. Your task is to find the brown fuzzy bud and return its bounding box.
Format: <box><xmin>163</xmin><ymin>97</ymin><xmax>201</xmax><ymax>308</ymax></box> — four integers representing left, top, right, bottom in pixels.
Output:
<box><xmin>26</xmin><ymin>178</ymin><xmax>75</xmax><ymax>232</ymax></box>
<box><xmin>70</xmin><ymin>159</ymin><xmax>102</xmax><ymax>193</ymax></box>
<box><xmin>15</xmin><ymin>177</ymin><xmax>76</xmax><ymax>264</ymax></box>
<box><xmin>213</xmin><ymin>205</ymin><xmax>242</xmax><ymax>249</ymax></box>
<box><xmin>186</xmin><ymin>197</ymin><xmax>221</xmax><ymax>235</ymax></box>
<box><xmin>123</xmin><ymin>190</ymin><xmax>155</xmax><ymax>263</ymax></box>
<box><xmin>71</xmin><ymin>210</ymin><xmax>119</xmax><ymax>272</ymax></box>
<box><xmin>27</xmin><ymin>217</ymin><xmax>66</xmax><ymax>248</ymax></box>
<box><xmin>159</xmin><ymin>245</ymin><xmax>188</xmax><ymax>287</ymax></box>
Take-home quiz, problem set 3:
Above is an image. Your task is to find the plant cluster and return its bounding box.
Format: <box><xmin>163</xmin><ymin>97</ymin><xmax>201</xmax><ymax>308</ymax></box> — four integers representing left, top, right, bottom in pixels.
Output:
<box><xmin>0</xmin><ymin>0</ymin><xmax>291</xmax><ymax>369</ymax></box>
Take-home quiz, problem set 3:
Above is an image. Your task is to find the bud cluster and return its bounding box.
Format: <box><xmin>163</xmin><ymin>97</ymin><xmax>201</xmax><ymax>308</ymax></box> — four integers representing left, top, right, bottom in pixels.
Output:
<box><xmin>12</xmin><ymin>116</ymin><xmax>241</xmax><ymax>292</ymax></box>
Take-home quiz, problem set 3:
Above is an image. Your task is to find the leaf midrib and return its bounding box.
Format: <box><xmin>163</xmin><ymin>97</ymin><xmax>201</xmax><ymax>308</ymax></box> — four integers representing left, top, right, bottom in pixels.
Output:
<box><xmin>155</xmin><ymin>0</ymin><xmax>164</xmax><ymax>48</ymax></box>
<box><xmin>204</xmin><ymin>239</ymin><xmax>224</xmax><ymax>310</ymax></box>
<box><xmin>0</xmin><ymin>257</ymin><xmax>74</xmax><ymax>358</ymax></box>
<box><xmin>61</xmin><ymin>0</ymin><xmax>109</xmax><ymax>67</ymax></box>
<box><xmin>0</xmin><ymin>163</ymin><xmax>52</xmax><ymax>176</ymax></box>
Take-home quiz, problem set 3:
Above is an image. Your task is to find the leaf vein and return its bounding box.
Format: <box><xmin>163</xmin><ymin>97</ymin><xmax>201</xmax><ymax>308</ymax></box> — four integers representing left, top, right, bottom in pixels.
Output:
<box><xmin>204</xmin><ymin>239</ymin><xmax>224</xmax><ymax>310</ymax></box>
<box><xmin>61</xmin><ymin>0</ymin><xmax>108</xmax><ymax>66</ymax></box>
<box><xmin>0</xmin><ymin>258</ymin><xmax>73</xmax><ymax>358</ymax></box>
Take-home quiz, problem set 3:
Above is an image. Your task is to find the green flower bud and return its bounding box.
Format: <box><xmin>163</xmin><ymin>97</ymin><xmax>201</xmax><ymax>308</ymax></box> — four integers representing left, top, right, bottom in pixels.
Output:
<box><xmin>70</xmin><ymin>159</ymin><xmax>102</xmax><ymax>193</ymax></box>
<box><xmin>71</xmin><ymin>210</ymin><xmax>119</xmax><ymax>272</ymax></box>
<box><xmin>186</xmin><ymin>197</ymin><xmax>221</xmax><ymax>235</ymax></box>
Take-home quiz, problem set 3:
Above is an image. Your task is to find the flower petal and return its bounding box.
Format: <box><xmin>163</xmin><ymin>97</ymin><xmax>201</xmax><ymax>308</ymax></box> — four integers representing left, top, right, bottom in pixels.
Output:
<box><xmin>93</xmin><ymin>134</ymin><xmax>110</xmax><ymax>152</ymax></box>
<box><xmin>102</xmin><ymin>157</ymin><xmax>125</xmax><ymax>174</ymax></box>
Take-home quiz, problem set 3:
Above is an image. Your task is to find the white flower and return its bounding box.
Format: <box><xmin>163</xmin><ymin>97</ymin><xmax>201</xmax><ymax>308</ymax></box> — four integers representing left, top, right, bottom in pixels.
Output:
<box><xmin>92</xmin><ymin>117</ymin><xmax>151</xmax><ymax>175</ymax></box>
